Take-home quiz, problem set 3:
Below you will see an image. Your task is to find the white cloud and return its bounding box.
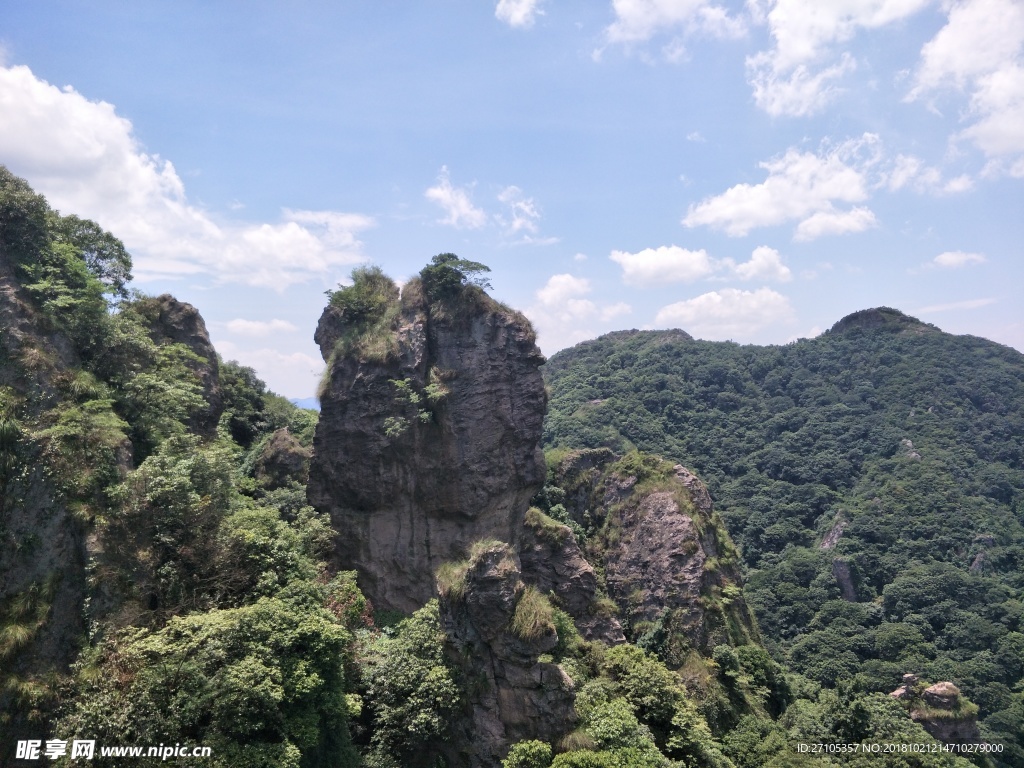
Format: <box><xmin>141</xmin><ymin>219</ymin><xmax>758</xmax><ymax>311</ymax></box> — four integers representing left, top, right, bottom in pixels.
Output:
<box><xmin>602</xmin><ymin>301</ymin><xmax>633</xmax><ymax>320</ymax></box>
<box><xmin>0</xmin><ymin>64</ymin><xmax>373</xmax><ymax>290</ymax></box>
<box><xmin>910</xmin><ymin>0</ymin><xmax>1024</xmax><ymax>94</ymax></box>
<box><xmin>961</xmin><ymin>64</ymin><xmax>1024</xmax><ymax>162</ymax></box>
<box><xmin>497</xmin><ymin>185</ymin><xmax>542</xmax><ymax>235</ymax></box>
<box><xmin>424</xmin><ymin>166</ymin><xmax>488</xmax><ymax>229</ymax></box>
<box><xmin>885</xmin><ymin>154</ymin><xmax>974</xmax><ymax>194</ymax></box>
<box><xmin>605</xmin><ymin>0</ymin><xmax>746</xmax><ymax>47</ymax></box>
<box><xmin>216</xmin><ymin>339</ymin><xmax>324</xmax><ymax>399</ymax></box>
<box><xmin>654</xmin><ymin>287</ymin><xmax>795</xmax><ymax>339</ymax></box>
<box><xmin>794</xmin><ymin>206</ymin><xmax>877</xmax><ymax>240</ymax></box>
<box><xmin>747</xmin><ymin>53</ymin><xmax>856</xmax><ymax>117</ymax></box>
<box><xmin>748</xmin><ymin>0</ymin><xmax>931</xmax><ymax>116</ymax></box>
<box><xmin>526</xmin><ymin>273</ymin><xmax>633</xmax><ymax>353</ymax></box>
<box><xmin>908</xmin><ymin>0</ymin><xmax>1024</xmax><ymax>170</ymax></box>
<box><xmin>225</xmin><ymin>318</ymin><xmax>299</xmax><ymax>336</ymax></box>
<box><xmin>610</xmin><ymin>245</ymin><xmax>715</xmax><ymax>285</ymax></box>
<box><xmin>496</xmin><ymin>0</ymin><xmax>544</xmax><ymax>28</ymax></box>
<box><xmin>942</xmin><ymin>174</ymin><xmax>974</xmax><ymax>193</ymax></box>
<box><xmin>933</xmin><ymin>250</ymin><xmax>987</xmax><ymax>268</ymax></box>
<box><xmin>731</xmin><ymin>246</ymin><xmax>792</xmax><ymax>282</ymax></box>
<box><xmin>683</xmin><ymin>136</ymin><xmax>877</xmax><ymax>239</ymax></box>
<box><xmin>536</xmin><ymin>273</ymin><xmax>593</xmax><ymax>307</ymax></box>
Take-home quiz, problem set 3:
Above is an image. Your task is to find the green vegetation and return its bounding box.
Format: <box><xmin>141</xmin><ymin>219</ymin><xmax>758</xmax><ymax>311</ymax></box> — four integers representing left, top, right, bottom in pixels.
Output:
<box><xmin>543</xmin><ymin>321</ymin><xmax>1024</xmax><ymax>761</ymax></box>
<box><xmin>419</xmin><ymin>252</ymin><xmax>492</xmax><ymax>301</ymax></box>
<box><xmin>361</xmin><ymin>602</ymin><xmax>462</xmax><ymax>767</ymax></box>
<box><xmin>511</xmin><ymin>586</ymin><xmax>557</xmax><ymax>641</ymax></box>
<box><xmin>324</xmin><ymin>265</ymin><xmax>402</xmax><ymax>365</ymax></box>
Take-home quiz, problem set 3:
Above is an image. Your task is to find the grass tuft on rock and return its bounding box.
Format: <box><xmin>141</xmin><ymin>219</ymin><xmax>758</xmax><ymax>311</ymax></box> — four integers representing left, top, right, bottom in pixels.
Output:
<box><xmin>511</xmin><ymin>586</ymin><xmax>556</xmax><ymax>642</ymax></box>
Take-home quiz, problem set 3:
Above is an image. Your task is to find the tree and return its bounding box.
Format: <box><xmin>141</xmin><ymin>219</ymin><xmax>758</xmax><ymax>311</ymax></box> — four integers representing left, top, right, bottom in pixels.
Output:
<box><xmin>49</xmin><ymin>213</ymin><xmax>133</xmax><ymax>299</ymax></box>
<box><xmin>418</xmin><ymin>253</ymin><xmax>491</xmax><ymax>300</ymax></box>
<box><xmin>57</xmin><ymin>598</ymin><xmax>359</xmax><ymax>768</ymax></box>
<box><xmin>363</xmin><ymin>601</ymin><xmax>461</xmax><ymax>766</ymax></box>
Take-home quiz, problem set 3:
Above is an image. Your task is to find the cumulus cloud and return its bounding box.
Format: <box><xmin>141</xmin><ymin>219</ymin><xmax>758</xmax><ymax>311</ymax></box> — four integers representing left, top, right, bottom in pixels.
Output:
<box><xmin>885</xmin><ymin>154</ymin><xmax>975</xmax><ymax>194</ymax></box>
<box><xmin>495</xmin><ymin>0</ymin><xmax>544</xmax><ymax>28</ymax></box>
<box><xmin>0</xmin><ymin>64</ymin><xmax>372</xmax><ymax>290</ymax></box>
<box><xmin>526</xmin><ymin>273</ymin><xmax>633</xmax><ymax>353</ymax></box>
<box><xmin>604</xmin><ymin>0</ymin><xmax>746</xmax><ymax>56</ymax></box>
<box><xmin>748</xmin><ymin>0</ymin><xmax>931</xmax><ymax>116</ymax></box>
<box><xmin>933</xmin><ymin>250</ymin><xmax>987</xmax><ymax>268</ymax></box>
<box><xmin>794</xmin><ymin>206</ymin><xmax>877</xmax><ymax>241</ymax></box>
<box><xmin>730</xmin><ymin>246</ymin><xmax>792</xmax><ymax>282</ymax></box>
<box><xmin>424</xmin><ymin>167</ymin><xmax>488</xmax><ymax>229</ymax></box>
<box><xmin>654</xmin><ymin>287</ymin><xmax>795</xmax><ymax>339</ymax></box>
<box><xmin>908</xmin><ymin>0</ymin><xmax>1024</xmax><ymax>172</ymax></box>
<box><xmin>610</xmin><ymin>245</ymin><xmax>715</xmax><ymax>285</ymax></box>
<box><xmin>225</xmin><ymin>318</ymin><xmax>299</xmax><ymax>336</ymax></box>
<box><xmin>683</xmin><ymin>135</ymin><xmax>878</xmax><ymax>239</ymax></box>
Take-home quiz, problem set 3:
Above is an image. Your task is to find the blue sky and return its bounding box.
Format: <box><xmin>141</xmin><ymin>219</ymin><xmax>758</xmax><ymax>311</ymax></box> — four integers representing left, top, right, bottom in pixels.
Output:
<box><xmin>1</xmin><ymin>0</ymin><xmax>1022</xmax><ymax>398</ymax></box>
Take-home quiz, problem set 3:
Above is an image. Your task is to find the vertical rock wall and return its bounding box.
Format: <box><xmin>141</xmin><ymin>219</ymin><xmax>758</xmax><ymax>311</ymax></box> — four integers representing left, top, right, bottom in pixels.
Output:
<box><xmin>308</xmin><ymin>285</ymin><xmax>547</xmax><ymax>613</ymax></box>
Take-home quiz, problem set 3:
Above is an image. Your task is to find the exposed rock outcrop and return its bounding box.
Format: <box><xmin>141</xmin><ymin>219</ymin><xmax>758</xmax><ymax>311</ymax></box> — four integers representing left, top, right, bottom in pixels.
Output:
<box><xmin>0</xmin><ymin>249</ymin><xmax>88</xmax><ymax>737</ymax></box>
<box><xmin>308</xmin><ymin>283</ymin><xmax>547</xmax><ymax>613</ymax></box>
<box><xmin>438</xmin><ymin>542</ymin><xmax>576</xmax><ymax>768</ymax></box>
<box><xmin>253</xmin><ymin>428</ymin><xmax>311</xmax><ymax>489</ymax></box>
<box><xmin>831</xmin><ymin>558</ymin><xmax>858</xmax><ymax>601</ymax></box>
<box><xmin>132</xmin><ymin>294</ymin><xmax>223</xmax><ymax>436</ymax></box>
<box><xmin>519</xmin><ymin>508</ymin><xmax>625</xmax><ymax>645</ymax></box>
<box><xmin>552</xmin><ymin>451</ymin><xmax>757</xmax><ymax>662</ymax></box>
<box><xmin>889</xmin><ymin>677</ymin><xmax>981</xmax><ymax>745</ymax></box>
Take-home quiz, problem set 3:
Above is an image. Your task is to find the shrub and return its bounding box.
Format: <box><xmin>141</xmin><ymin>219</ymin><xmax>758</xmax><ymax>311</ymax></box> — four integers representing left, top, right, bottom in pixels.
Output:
<box><xmin>504</xmin><ymin>740</ymin><xmax>553</xmax><ymax>768</ymax></box>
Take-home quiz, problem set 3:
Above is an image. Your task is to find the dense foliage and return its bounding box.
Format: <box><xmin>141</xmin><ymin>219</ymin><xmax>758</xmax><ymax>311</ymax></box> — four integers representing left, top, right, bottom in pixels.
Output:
<box><xmin>543</xmin><ymin>319</ymin><xmax>1024</xmax><ymax>760</ymax></box>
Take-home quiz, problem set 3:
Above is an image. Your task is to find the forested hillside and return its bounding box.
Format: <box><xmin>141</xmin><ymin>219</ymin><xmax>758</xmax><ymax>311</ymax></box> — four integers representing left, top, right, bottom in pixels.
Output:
<box><xmin>543</xmin><ymin>310</ymin><xmax>1024</xmax><ymax>758</ymax></box>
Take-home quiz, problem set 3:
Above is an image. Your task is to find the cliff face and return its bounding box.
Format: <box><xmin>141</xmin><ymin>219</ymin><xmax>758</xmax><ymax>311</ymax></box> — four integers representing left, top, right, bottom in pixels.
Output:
<box><xmin>518</xmin><ymin>508</ymin><xmax>625</xmax><ymax>645</ymax></box>
<box><xmin>0</xmin><ymin>250</ymin><xmax>89</xmax><ymax>689</ymax></box>
<box><xmin>437</xmin><ymin>542</ymin><xmax>576</xmax><ymax>768</ymax></box>
<box><xmin>308</xmin><ymin>283</ymin><xmax>547</xmax><ymax>613</ymax></box>
<box><xmin>551</xmin><ymin>449</ymin><xmax>757</xmax><ymax>662</ymax></box>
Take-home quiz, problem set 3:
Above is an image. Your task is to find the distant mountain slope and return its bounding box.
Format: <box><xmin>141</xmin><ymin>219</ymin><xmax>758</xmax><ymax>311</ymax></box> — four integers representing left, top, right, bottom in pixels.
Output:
<box><xmin>543</xmin><ymin>309</ymin><xmax>1024</xmax><ymax>756</ymax></box>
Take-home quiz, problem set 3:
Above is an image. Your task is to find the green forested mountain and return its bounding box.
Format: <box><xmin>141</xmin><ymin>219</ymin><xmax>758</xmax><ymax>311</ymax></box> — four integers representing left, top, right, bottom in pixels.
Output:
<box><xmin>543</xmin><ymin>310</ymin><xmax>1024</xmax><ymax>758</ymax></box>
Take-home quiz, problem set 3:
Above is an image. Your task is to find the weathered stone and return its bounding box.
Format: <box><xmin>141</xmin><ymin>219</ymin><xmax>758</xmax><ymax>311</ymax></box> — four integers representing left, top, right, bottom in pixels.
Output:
<box><xmin>308</xmin><ymin>285</ymin><xmax>547</xmax><ymax>613</ymax></box>
<box><xmin>519</xmin><ymin>510</ymin><xmax>625</xmax><ymax>645</ymax></box>
<box><xmin>832</xmin><ymin>558</ymin><xmax>857</xmax><ymax>602</ymax></box>
<box><xmin>253</xmin><ymin>428</ymin><xmax>311</xmax><ymax>489</ymax></box>
<box><xmin>438</xmin><ymin>542</ymin><xmax>576</xmax><ymax>768</ymax></box>
<box><xmin>922</xmin><ymin>681</ymin><xmax>960</xmax><ymax>709</ymax></box>
<box><xmin>554</xmin><ymin>453</ymin><xmax>756</xmax><ymax>658</ymax></box>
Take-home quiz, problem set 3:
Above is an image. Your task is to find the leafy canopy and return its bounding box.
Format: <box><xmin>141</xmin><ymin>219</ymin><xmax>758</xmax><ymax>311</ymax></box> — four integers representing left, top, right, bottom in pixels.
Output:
<box><xmin>418</xmin><ymin>252</ymin><xmax>491</xmax><ymax>300</ymax></box>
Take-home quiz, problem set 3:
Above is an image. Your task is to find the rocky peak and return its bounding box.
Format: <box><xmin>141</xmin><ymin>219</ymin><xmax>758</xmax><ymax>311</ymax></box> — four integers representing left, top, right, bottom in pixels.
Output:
<box><xmin>308</xmin><ymin>277</ymin><xmax>547</xmax><ymax>613</ymax></box>
<box><xmin>552</xmin><ymin>450</ymin><xmax>757</xmax><ymax>661</ymax></box>
<box><xmin>132</xmin><ymin>294</ymin><xmax>223</xmax><ymax>436</ymax></box>
<box><xmin>828</xmin><ymin>307</ymin><xmax>930</xmax><ymax>336</ymax></box>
